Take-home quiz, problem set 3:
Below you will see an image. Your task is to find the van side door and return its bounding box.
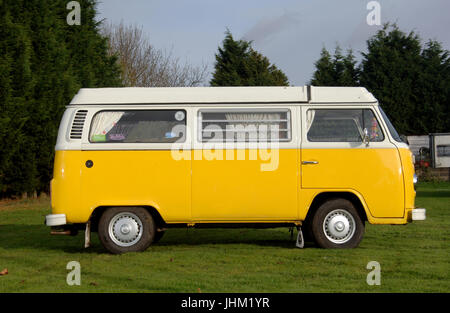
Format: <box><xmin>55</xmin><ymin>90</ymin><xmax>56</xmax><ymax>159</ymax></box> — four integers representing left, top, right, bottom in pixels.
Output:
<box><xmin>300</xmin><ymin>106</ymin><xmax>405</xmax><ymax>218</ymax></box>
<box><xmin>191</xmin><ymin>106</ymin><xmax>299</xmax><ymax>221</ymax></box>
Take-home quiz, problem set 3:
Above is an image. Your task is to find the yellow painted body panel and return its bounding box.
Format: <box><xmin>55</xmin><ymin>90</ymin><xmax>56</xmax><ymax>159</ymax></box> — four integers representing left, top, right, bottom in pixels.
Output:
<box><xmin>80</xmin><ymin>150</ymin><xmax>191</xmax><ymax>223</ymax></box>
<box><xmin>51</xmin><ymin>151</ymin><xmax>82</xmax><ymax>221</ymax></box>
<box><xmin>191</xmin><ymin>149</ymin><xmax>298</xmax><ymax>221</ymax></box>
<box><xmin>301</xmin><ymin>148</ymin><xmax>405</xmax><ymax>218</ymax></box>
<box><xmin>298</xmin><ymin>188</ymin><xmax>408</xmax><ymax>225</ymax></box>
<box><xmin>398</xmin><ymin>148</ymin><xmax>416</xmax><ymax>211</ymax></box>
<box><xmin>51</xmin><ymin>147</ymin><xmax>412</xmax><ymax>225</ymax></box>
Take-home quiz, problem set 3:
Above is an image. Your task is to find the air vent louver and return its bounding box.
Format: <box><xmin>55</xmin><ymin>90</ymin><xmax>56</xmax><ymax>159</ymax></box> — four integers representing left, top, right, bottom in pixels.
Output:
<box><xmin>70</xmin><ymin>110</ymin><xmax>88</xmax><ymax>139</ymax></box>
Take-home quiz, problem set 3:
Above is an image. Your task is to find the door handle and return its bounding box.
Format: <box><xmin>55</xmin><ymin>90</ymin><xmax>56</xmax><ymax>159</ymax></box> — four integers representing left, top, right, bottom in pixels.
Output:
<box><xmin>302</xmin><ymin>160</ymin><xmax>319</xmax><ymax>165</ymax></box>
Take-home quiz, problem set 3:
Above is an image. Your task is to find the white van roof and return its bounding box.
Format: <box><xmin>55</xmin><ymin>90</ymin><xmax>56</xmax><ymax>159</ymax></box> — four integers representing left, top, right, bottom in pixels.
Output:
<box><xmin>69</xmin><ymin>86</ymin><xmax>377</xmax><ymax>105</ymax></box>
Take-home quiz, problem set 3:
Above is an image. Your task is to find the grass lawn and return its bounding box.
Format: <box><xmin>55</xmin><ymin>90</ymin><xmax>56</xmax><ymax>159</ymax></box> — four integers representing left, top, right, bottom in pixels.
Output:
<box><xmin>0</xmin><ymin>182</ymin><xmax>448</xmax><ymax>293</ymax></box>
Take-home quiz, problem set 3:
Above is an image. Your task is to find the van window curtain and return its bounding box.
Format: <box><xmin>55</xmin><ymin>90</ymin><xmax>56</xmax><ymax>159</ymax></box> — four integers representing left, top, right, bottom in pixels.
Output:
<box><xmin>306</xmin><ymin>110</ymin><xmax>315</xmax><ymax>132</ymax></box>
<box><xmin>225</xmin><ymin>113</ymin><xmax>281</xmax><ymax>141</ymax></box>
<box><xmin>90</xmin><ymin>112</ymin><xmax>125</xmax><ymax>141</ymax></box>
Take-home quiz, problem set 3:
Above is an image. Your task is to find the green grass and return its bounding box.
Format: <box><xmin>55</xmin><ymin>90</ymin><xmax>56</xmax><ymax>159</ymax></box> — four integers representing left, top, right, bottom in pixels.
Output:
<box><xmin>0</xmin><ymin>182</ymin><xmax>449</xmax><ymax>292</ymax></box>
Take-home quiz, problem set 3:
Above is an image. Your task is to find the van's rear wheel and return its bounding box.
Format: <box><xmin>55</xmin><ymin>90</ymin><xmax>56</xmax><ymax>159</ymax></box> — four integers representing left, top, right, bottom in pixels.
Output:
<box><xmin>98</xmin><ymin>207</ymin><xmax>155</xmax><ymax>254</ymax></box>
<box><xmin>311</xmin><ymin>199</ymin><xmax>364</xmax><ymax>249</ymax></box>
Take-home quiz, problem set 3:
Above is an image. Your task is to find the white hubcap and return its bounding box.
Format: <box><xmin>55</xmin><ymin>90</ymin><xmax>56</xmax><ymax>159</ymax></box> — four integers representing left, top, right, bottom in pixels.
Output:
<box><xmin>323</xmin><ymin>209</ymin><xmax>356</xmax><ymax>244</ymax></box>
<box><xmin>108</xmin><ymin>212</ymin><xmax>143</xmax><ymax>247</ymax></box>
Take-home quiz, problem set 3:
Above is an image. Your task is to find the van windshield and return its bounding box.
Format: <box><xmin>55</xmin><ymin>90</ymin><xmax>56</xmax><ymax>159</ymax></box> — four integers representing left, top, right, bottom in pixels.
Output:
<box><xmin>379</xmin><ymin>107</ymin><xmax>403</xmax><ymax>142</ymax></box>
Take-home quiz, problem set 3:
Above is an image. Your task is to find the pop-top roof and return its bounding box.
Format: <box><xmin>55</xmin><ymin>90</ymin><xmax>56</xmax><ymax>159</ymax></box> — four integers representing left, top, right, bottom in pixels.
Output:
<box><xmin>69</xmin><ymin>86</ymin><xmax>377</xmax><ymax>105</ymax></box>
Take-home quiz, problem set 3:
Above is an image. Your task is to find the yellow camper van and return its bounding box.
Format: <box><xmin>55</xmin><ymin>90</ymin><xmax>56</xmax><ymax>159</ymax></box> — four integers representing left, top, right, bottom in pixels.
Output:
<box><xmin>45</xmin><ymin>86</ymin><xmax>426</xmax><ymax>254</ymax></box>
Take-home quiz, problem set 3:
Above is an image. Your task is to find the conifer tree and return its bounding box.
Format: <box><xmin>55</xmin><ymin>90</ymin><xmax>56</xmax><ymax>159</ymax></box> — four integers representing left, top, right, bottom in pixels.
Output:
<box><xmin>0</xmin><ymin>0</ymin><xmax>121</xmax><ymax>197</ymax></box>
<box><xmin>310</xmin><ymin>23</ymin><xmax>449</xmax><ymax>135</ymax></box>
<box><xmin>340</xmin><ymin>49</ymin><xmax>360</xmax><ymax>86</ymax></box>
<box><xmin>210</xmin><ymin>31</ymin><xmax>289</xmax><ymax>86</ymax></box>
<box><xmin>413</xmin><ymin>40</ymin><xmax>450</xmax><ymax>134</ymax></box>
<box><xmin>360</xmin><ymin>24</ymin><xmax>424</xmax><ymax>135</ymax></box>
<box><xmin>310</xmin><ymin>46</ymin><xmax>359</xmax><ymax>86</ymax></box>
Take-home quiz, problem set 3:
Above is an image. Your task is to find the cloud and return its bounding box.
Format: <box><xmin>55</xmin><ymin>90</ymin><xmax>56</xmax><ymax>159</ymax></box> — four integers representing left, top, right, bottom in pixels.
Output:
<box><xmin>242</xmin><ymin>11</ymin><xmax>301</xmax><ymax>45</ymax></box>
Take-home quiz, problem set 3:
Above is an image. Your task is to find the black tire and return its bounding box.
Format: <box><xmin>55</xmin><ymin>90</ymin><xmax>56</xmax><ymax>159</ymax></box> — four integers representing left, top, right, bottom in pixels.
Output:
<box><xmin>311</xmin><ymin>198</ymin><xmax>364</xmax><ymax>249</ymax></box>
<box><xmin>153</xmin><ymin>230</ymin><xmax>165</xmax><ymax>243</ymax></box>
<box><xmin>98</xmin><ymin>207</ymin><xmax>155</xmax><ymax>254</ymax></box>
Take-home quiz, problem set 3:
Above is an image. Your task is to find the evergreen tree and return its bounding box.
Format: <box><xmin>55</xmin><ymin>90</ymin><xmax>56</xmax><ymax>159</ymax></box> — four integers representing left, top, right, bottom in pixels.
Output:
<box><xmin>310</xmin><ymin>46</ymin><xmax>359</xmax><ymax>86</ymax></box>
<box><xmin>360</xmin><ymin>24</ymin><xmax>425</xmax><ymax>135</ymax></box>
<box><xmin>310</xmin><ymin>23</ymin><xmax>449</xmax><ymax>135</ymax></box>
<box><xmin>340</xmin><ymin>49</ymin><xmax>360</xmax><ymax>86</ymax></box>
<box><xmin>63</xmin><ymin>0</ymin><xmax>122</xmax><ymax>88</ymax></box>
<box><xmin>332</xmin><ymin>46</ymin><xmax>345</xmax><ymax>84</ymax></box>
<box><xmin>414</xmin><ymin>40</ymin><xmax>450</xmax><ymax>134</ymax></box>
<box><xmin>210</xmin><ymin>31</ymin><xmax>289</xmax><ymax>86</ymax></box>
<box><xmin>310</xmin><ymin>47</ymin><xmax>335</xmax><ymax>86</ymax></box>
<box><xmin>0</xmin><ymin>1</ymin><xmax>37</xmax><ymax>195</ymax></box>
<box><xmin>0</xmin><ymin>0</ymin><xmax>121</xmax><ymax>197</ymax></box>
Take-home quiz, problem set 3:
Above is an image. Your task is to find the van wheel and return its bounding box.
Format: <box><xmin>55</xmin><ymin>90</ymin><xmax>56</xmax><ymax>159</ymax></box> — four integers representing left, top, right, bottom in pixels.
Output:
<box><xmin>98</xmin><ymin>207</ymin><xmax>155</xmax><ymax>254</ymax></box>
<box><xmin>311</xmin><ymin>198</ymin><xmax>364</xmax><ymax>249</ymax></box>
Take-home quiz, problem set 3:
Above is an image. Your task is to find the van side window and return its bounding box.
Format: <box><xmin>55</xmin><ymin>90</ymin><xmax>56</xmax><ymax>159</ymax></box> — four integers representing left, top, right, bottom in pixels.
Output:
<box><xmin>307</xmin><ymin>109</ymin><xmax>384</xmax><ymax>142</ymax></box>
<box><xmin>199</xmin><ymin>109</ymin><xmax>291</xmax><ymax>142</ymax></box>
<box><xmin>89</xmin><ymin>110</ymin><xmax>186</xmax><ymax>143</ymax></box>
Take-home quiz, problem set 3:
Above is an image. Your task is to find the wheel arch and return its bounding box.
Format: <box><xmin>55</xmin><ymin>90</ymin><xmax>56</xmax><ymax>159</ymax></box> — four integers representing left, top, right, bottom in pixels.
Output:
<box><xmin>304</xmin><ymin>191</ymin><xmax>369</xmax><ymax>225</ymax></box>
<box><xmin>89</xmin><ymin>205</ymin><xmax>166</xmax><ymax>232</ymax></box>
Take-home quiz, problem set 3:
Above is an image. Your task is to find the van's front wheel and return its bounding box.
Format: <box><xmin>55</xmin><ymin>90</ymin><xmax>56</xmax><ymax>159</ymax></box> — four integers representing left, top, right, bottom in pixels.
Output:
<box><xmin>311</xmin><ymin>199</ymin><xmax>364</xmax><ymax>249</ymax></box>
<box><xmin>98</xmin><ymin>207</ymin><xmax>155</xmax><ymax>254</ymax></box>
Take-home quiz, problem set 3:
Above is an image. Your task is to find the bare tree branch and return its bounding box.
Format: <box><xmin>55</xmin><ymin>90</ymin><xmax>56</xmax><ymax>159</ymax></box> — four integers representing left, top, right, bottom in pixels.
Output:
<box><xmin>101</xmin><ymin>21</ymin><xmax>208</xmax><ymax>87</ymax></box>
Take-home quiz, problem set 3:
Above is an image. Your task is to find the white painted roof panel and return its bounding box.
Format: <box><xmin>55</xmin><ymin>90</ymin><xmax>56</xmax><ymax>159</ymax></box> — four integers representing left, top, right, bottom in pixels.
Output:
<box><xmin>309</xmin><ymin>86</ymin><xmax>377</xmax><ymax>103</ymax></box>
<box><xmin>69</xmin><ymin>86</ymin><xmax>377</xmax><ymax>105</ymax></box>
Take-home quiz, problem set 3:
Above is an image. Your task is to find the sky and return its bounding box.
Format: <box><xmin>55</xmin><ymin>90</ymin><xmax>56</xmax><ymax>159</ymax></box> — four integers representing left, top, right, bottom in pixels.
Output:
<box><xmin>96</xmin><ymin>0</ymin><xmax>450</xmax><ymax>86</ymax></box>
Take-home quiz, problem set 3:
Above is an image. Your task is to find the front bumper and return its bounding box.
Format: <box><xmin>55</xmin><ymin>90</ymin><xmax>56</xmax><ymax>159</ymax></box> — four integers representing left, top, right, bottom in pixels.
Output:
<box><xmin>45</xmin><ymin>214</ymin><xmax>67</xmax><ymax>226</ymax></box>
<box><xmin>409</xmin><ymin>208</ymin><xmax>426</xmax><ymax>221</ymax></box>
